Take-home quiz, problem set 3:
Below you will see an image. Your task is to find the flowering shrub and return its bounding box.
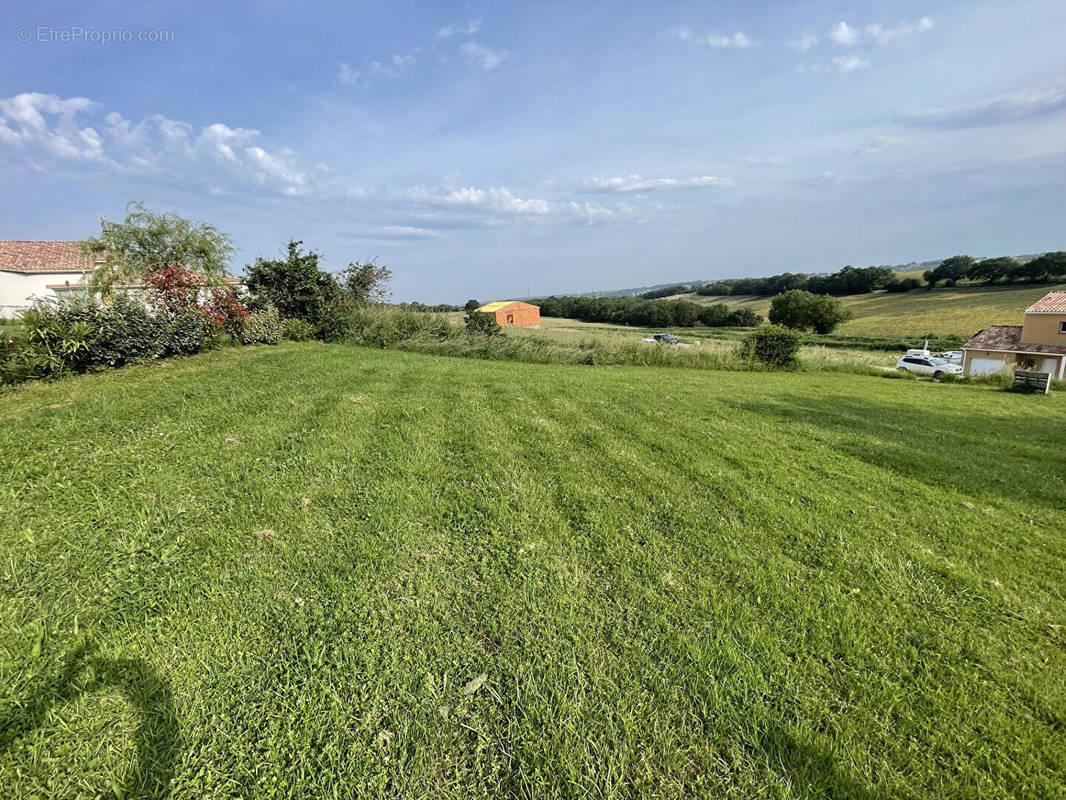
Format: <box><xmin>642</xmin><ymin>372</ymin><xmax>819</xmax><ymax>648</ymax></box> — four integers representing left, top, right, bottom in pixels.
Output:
<box><xmin>145</xmin><ymin>265</ymin><xmax>207</xmax><ymax>318</ymax></box>
<box><xmin>145</xmin><ymin>266</ymin><xmax>249</xmax><ymax>340</ymax></box>
<box><xmin>202</xmin><ymin>286</ymin><xmax>250</xmax><ymax>337</ymax></box>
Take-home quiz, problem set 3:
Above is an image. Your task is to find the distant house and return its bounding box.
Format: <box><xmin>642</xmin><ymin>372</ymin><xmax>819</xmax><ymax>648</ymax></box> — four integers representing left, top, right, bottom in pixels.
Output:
<box><xmin>0</xmin><ymin>240</ymin><xmax>242</xmax><ymax>317</ymax></box>
<box><xmin>0</xmin><ymin>241</ymin><xmax>101</xmax><ymax>316</ymax></box>
<box><xmin>963</xmin><ymin>291</ymin><xmax>1066</xmax><ymax>379</ymax></box>
<box><xmin>476</xmin><ymin>300</ymin><xmax>540</xmax><ymax>328</ymax></box>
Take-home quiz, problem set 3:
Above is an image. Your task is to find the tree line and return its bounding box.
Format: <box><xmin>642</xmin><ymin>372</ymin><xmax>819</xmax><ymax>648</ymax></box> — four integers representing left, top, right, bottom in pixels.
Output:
<box><xmin>673</xmin><ymin>252</ymin><xmax>1066</xmax><ymax>298</ymax></box>
<box><xmin>696</xmin><ymin>266</ymin><xmax>900</xmax><ymax>297</ymax></box>
<box><xmin>531</xmin><ymin>296</ymin><xmax>762</xmax><ymax>328</ymax></box>
<box><xmin>921</xmin><ymin>253</ymin><xmax>1066</xmax><ymax>287</ymax></box>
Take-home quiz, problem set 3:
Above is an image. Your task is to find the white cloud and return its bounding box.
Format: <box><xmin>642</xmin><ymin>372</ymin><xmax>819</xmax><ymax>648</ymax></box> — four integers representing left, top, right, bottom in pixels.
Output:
<box><xmin>902</xmin><ymin>84</ymin><xmax>1066</xmax><ymax>128</ymax></box>
<box><xmin>831</xmin><ymin>54</ymin><xmax>870</xmax><ymax>73</ymax></box>
<box><xmin>809</xmin><ymin>17</ymin><xmax>934</xmax><ymax>50</ymax></box>
<box><xmin>436</xmin><ymin>18</ymin><xmax>483</xmax><ymax>38</ymax></box>
<box><xmin>337</xmin><ymin>62</ymin><xmax>361</xmax><ymax>87</ymax></box>
<box><xmin>338</xmin><ymin>49</ymin><xmax>419</xmax><ymax>87</ymax></box>
<box><xmin>369</xmin><ymin>225</ymin><xmax>443</xmax><ymax>240</ymax></box>
<box><xmin>245</xmin><ymin>146</ymin><xmax>309</xmax><ymax>196</ymax></box>
<box><xmin>866</xmin><ymin>17</ymin><xmax>934</xmax><ymax>45</ymax></box>
<box><xmin>580</xmin><ymin>174</ymin><xmax>732</xmax><ymax>192</ymax></box>
<box><xmin>0</xmin><ymin>92</ymin><xmax>314</xmax><ymax>197</ymax></box>
<box><xmin>671</xmin><ymin>27</ymin><xmax>753</xmax><ymax>48</ymax></box>
<box><xmin>0</xmin><ymin>92</ymin><xmax>106</xmax><ymax>161</ymax></box>
<box><xmin>460</xmin><ymin>42</ymin><xmax>510</xmax><ymax>70</ymax></box>
<box><xmin>787</xmin><ymin>31</ymin><xmax>820</xmax><ymax>51</ymax></box>
<box><xmin>0</xmin><ymin>92</ymin><xmax>664</xmax><ymax>236</ymax></box>
<box><xmin>830</xmin><ymin>22</ymin><xmax>861</xmax><ymax>45</ymax></box>
<box><xmin>403</xmin><ymin>185</ymin><xmax>550</xmax><ymax>215</ymax></box>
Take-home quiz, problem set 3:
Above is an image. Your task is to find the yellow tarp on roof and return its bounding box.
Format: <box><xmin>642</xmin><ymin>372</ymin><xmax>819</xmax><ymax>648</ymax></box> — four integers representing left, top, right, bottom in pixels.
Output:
<box><xmin>477</xmin><ymin>301</ymin><xmax>516</xmax><ymax>312</ymax></box>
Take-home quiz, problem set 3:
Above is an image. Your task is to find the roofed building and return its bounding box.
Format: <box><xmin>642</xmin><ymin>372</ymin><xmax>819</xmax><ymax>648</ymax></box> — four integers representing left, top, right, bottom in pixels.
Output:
<box><xmin>476</xmin><ymin>300</ymin><xmax>540</xmax><ymax>328</ymax></box>
<box><xmin>0</xmin><ymin>241</ymin><xmax>102</xmax><ymax>316</ymax></box>
<box><xmin>962</xmin><ymin>291</ymin><xmax>1066</xmax><ymax>379</ymax></box>
<box><xmin>0</xmin><ymin>240</ymin><xmax>244</xmax><ymax>317</ymax></box>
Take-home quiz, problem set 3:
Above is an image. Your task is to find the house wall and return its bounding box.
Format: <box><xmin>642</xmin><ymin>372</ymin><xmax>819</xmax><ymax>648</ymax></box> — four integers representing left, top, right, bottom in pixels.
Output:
<box><xmin>0</xmin><ymin>271</ymin><xmax>87</xmax><ymax>317</ymax></box>
<box><xmin>963</xmin><ymin>349</ymin><xmax>1065</xmax><ymax>378</ymax></box>
<box><xmin>493</xmin><ymin>303</ymin><xmax>540</xmax><ymax>328</ymax></box>
<box><xmin>1021</xmin><ymin>313</ymin><xmax>1066</xmax><ymax>346</ymax></box>
<box><xmin>963</xmin><ymin>350</ymin><xmax>1009</xmax><ymax>375</ymax></box>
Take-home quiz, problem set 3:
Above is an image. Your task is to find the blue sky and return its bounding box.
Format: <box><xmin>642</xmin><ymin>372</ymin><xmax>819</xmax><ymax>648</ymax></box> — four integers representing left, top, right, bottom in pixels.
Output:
<box><xmin>2</xmin><ymin>1</ymin><xmax>1065</xmax><ymax>302</ymax></box>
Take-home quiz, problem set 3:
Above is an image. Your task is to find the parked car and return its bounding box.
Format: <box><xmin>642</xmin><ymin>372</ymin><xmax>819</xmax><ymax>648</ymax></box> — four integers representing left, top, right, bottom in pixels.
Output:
<box><xmin>938</xmin><ymin>350</ymin><xmax>963</xmax><ymax>364</ymax></box>
<box><xmin>642</xmin><ymin>333</ymin><xmax>681</xmax><ymax>345</ymax></box>
<box><xmin>896</xmin><ymin>355</ymin><xmax>964</xmax><ymax>377</ymax></box>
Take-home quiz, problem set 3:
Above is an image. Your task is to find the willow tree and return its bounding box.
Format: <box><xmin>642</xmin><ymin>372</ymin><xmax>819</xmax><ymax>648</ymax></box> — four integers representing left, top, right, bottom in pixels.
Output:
<box><xmin>82</xmin><ymin>202</ymin><xmax>235</xmax><ymax>294</ymax></box>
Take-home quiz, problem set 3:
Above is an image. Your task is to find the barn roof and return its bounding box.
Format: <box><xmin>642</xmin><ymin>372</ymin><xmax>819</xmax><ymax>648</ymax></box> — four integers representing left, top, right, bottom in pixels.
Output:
<box><xmin>478</xmin><ymin>301</ymin><xmax>517</xmax><ymax>312</ymax></box>
<box><xmin>477</xmin><ymin>300</ymin><xmax>539</xmax><ymax>312</ymax></box>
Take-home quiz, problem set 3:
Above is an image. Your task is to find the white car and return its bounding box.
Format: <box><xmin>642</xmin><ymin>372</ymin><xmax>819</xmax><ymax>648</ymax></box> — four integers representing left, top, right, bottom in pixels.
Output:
<box><xmin>897</xmin><ymin>355</ymin><xmax>964</xmax><ymax>378</ymax></box>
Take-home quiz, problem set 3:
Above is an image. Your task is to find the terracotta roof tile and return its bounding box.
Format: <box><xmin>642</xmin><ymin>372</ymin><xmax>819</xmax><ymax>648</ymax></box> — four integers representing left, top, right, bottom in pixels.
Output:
<box><xmin>1025</xmin><ymin>291</ymin><xmax>1066</xmax><ymax>314</ymax></box>
<box><xmin>964</xmin><ymin>325</ymin><xmax>1066</xmax><ymax>355</ymax></box>
<box><xmin>0</xmin><ymin>241</ymin><xmax>98</xmax><ymax>273</ymax></box>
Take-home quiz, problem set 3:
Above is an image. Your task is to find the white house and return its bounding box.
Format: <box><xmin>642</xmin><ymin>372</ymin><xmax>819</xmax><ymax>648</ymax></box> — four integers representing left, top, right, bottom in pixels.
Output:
<box><xmin>0</xmin><ymin>241</ymin><xmax>101</xmax><ymax>317</ymax></box>
<box><xmin>0</xmin><ymin>241</ymin><xmax>244</xmax><ymax>317</ymax></box>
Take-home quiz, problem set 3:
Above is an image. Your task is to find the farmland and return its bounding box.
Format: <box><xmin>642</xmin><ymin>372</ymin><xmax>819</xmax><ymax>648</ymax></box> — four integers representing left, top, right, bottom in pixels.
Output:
<box><xmin>675</xmin><ymin>281</ymin><xmax>1065</xmax><ymax>337</ymax></box>
<box><xmin>2</xmin><ymin>343</ymin><xmax>1064</xmax><ymax>798</ymax></box>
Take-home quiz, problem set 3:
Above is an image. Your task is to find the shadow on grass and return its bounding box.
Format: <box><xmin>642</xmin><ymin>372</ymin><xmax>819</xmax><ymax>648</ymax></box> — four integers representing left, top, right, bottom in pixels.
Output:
<box><xmin>755</xmin><ymin>723</ymin><xmax>883</xmax><ymax>800</ymax></box>
<box><xmin>0</xmin><ymin>641</ymin><xmax>179</xmax><ymax>799</ymax></box>
<box><xmin>728</xmin><ymin>393</ymin><xmax>1066</xmax><ymax>511</ymax></box>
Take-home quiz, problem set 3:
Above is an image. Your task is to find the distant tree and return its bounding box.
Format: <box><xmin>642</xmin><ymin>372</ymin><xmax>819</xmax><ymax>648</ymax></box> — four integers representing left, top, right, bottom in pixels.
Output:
<box><xmin>640</xmin><ymin>284</ymin><xmax>691</xmax><ymax>300</ymax></box>
<box><xmin>1019</xmin><ymin>251</ymin><xmax>1066</xmax><ymax>283</ymax></box>
<box><xmin>922</xmin><ymin>268</ymin><xmax>938</xmax><ymax>289</ymax></box>
<box><xmin>83</xmin><ymin>202</ymin><xmax>235</xmax><ymax>295</ymax></box>
<box><xmin>736</xmin><ymin>325</ymin><xmax>802</xmax><ymax>368</ymax></box>
<box><xmin>244</xmin><ymin>240</ymin><xmax>340</xmax><ymax>323</ymax></box>
<box><xmin>464</xmin><ymin>299</ymin><xmax>481</xmax><ymax>312</ymax></box>
<box><xmin>728</xmin><ymin>308</ymin><xmax>763</xmax><ymax>327</ymax></box>
<box><xmin>885</xmin><ymin>277</ymin><xmax>922</xmax><ymax>292</ymax></box>
<box><xmin>671</xmin><ymin>301</ymin><xmax>701</xmax><ymax>327</ymax></box>
<box><xmin>696</xmin><ymin>281</ymin><xmax>735</xmax><ymax>296</ymax></box>
<box><xmin>967</xmin><ymin>257</ymin><xmax>1016</xmax><ymax>284</ymax></box>
<box><xmin>768</xmin><ymin>289</ymin><xmax>850</xmax><ymax>334</ymax></box>
<box><xmin>935</xmin><ymin>255</ymin><xmax>974</xmax><ymax>287</ymax></box>
<box><xmin>807</xmin><ymin>294</ymin><xmax>851</xmax><ymax>333</ymax></box>
<box><xmin>339</xmin><ymin>259</ymin><xmax>392</xmax><ymax>303</ymax></box>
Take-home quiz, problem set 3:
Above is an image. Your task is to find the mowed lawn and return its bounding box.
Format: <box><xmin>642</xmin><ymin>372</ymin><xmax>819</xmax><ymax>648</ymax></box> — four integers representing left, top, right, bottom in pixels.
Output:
<box><xmin>1</xmin><ymin>344</ymin><xmax>1064</xmax><ymax>799</ymax></box>
<box><xmin>680</xmin><ymin>281</ymin><xmax>1066</xmax><ymax>338</ymax></box>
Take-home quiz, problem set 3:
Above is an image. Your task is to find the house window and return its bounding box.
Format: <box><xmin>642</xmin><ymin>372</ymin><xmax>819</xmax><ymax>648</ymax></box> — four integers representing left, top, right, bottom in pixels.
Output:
<box><xmin>1059</xmin><ymin>321</ymin><xmax>1066</xmax><ymax>334</ymax></box>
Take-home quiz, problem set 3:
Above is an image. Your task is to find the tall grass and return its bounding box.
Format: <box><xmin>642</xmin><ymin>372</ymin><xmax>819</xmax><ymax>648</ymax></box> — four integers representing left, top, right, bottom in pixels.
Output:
<box><xmin>342</xmin><ymin>306</ymin><xmax>907</xmax><ymax>375</ymax></box>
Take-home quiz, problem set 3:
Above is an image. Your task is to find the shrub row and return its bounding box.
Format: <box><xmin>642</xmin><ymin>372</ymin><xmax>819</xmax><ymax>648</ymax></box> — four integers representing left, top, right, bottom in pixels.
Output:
<box><xmin>1</xmin><ymin>297</ymin><xmax>282</xmax><ymax>385</ymax></box>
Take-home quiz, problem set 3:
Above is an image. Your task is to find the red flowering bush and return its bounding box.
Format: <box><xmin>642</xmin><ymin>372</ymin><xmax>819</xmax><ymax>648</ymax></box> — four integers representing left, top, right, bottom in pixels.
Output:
<box><xmin>146</xmin><ymin>265</ymin><xmax>207</xmax><ymax>318</ymax></box>
<box><xmin>202</xmin><ymin>286</ymin><xmax>250</xmax><ymax>337</ymax></box>
<box><xmin>146</xmin><ymin>266</ymin><xmax>248</xmax><ymax>338</ymax></box>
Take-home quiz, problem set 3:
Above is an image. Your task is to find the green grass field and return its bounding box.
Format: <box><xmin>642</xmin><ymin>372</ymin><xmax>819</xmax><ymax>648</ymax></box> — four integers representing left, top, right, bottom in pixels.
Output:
<box><xmin>678</xmin><ymin>282</ymin><xmax>1065</xmax><ymax>338</ymax></box>
<box><xmin>1</xmin><ymin>344</ymin><xmax>1064</xmax><ymax>798</ymax></box>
